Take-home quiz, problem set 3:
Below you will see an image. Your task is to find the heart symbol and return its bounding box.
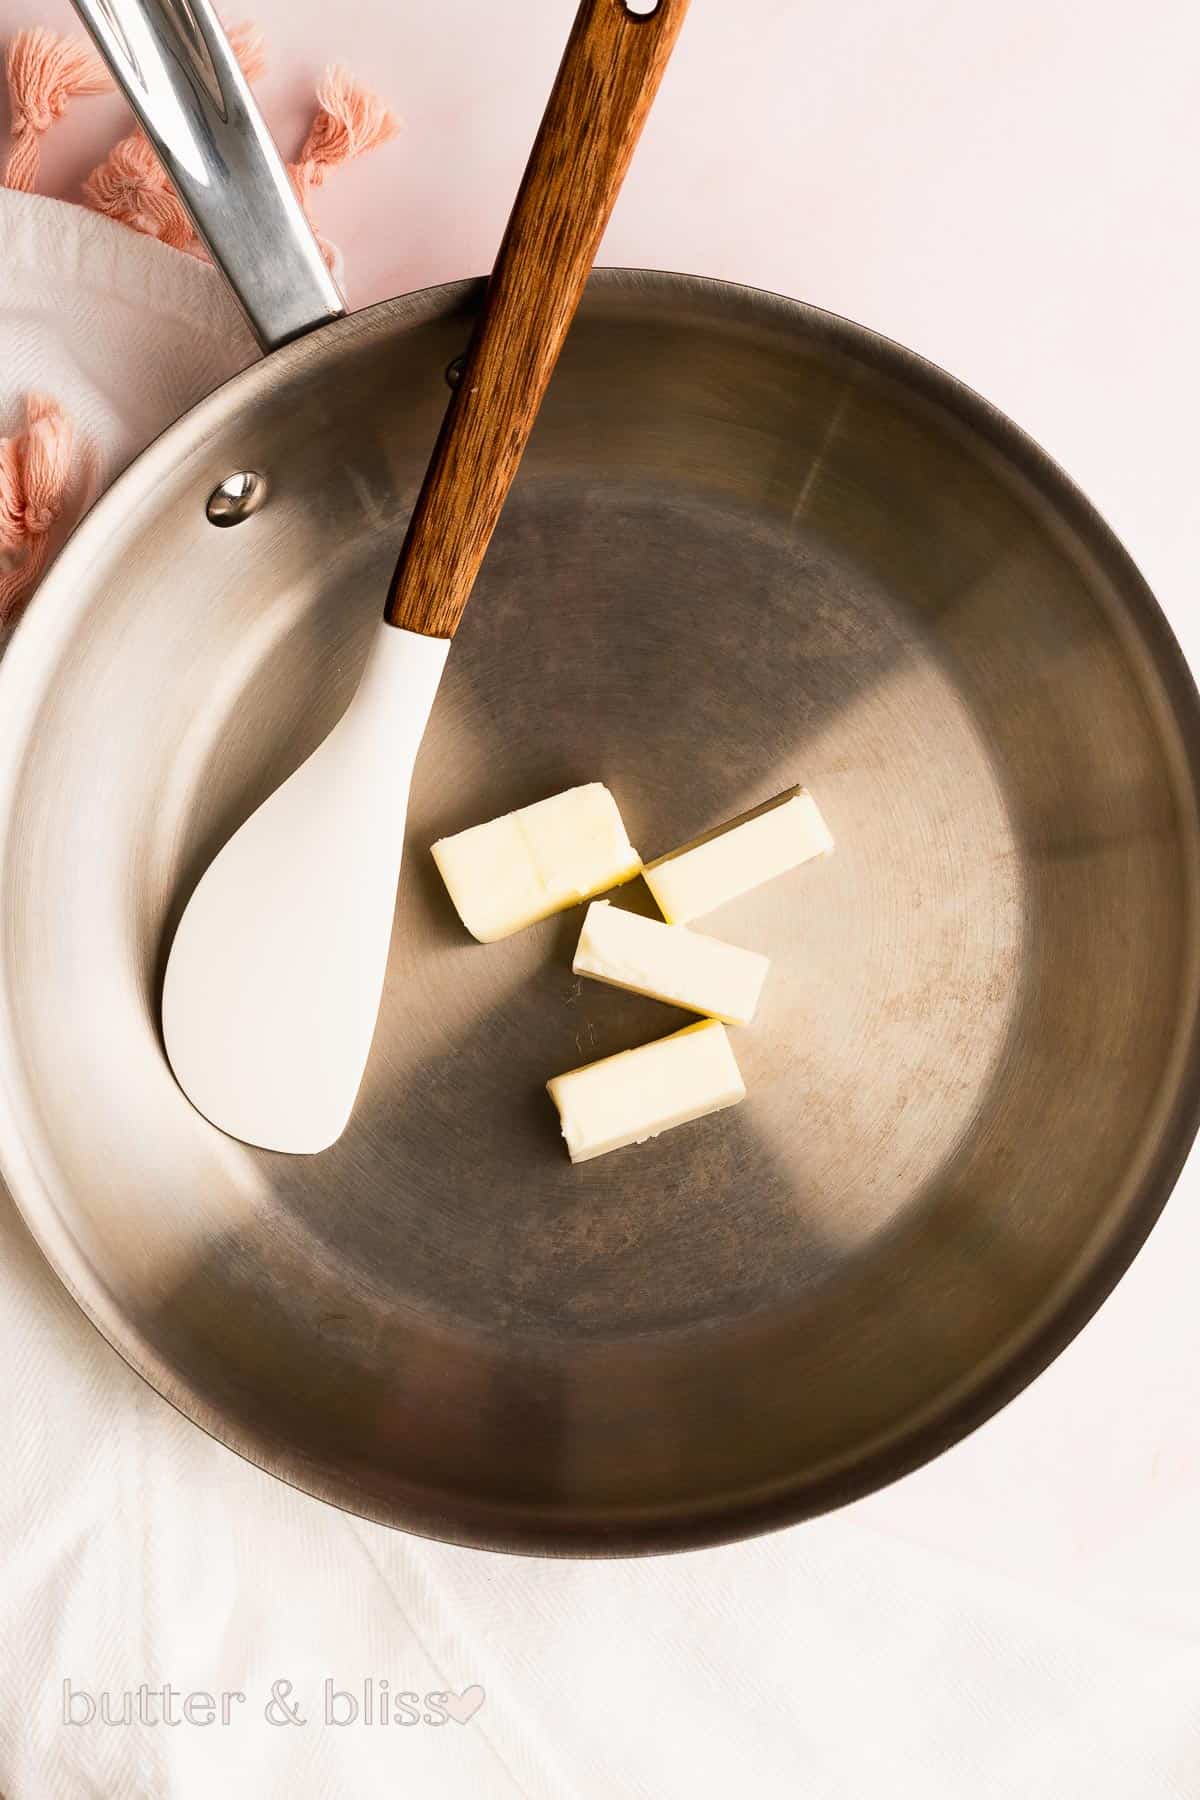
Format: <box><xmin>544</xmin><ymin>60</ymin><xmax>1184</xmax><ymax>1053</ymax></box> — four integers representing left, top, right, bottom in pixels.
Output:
<box><xmin>442</xmin><ymin>1685</ymin><xmax>486</xmax><ymax>1725</ymax></box>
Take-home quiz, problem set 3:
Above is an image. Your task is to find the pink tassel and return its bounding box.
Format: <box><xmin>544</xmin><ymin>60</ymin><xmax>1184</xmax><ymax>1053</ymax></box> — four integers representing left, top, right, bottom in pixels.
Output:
<box><xmin>0</xmin><ymin>395</ymin><xmax>76</xmax><ymax>625</ymax></box>
<box><xmin>225</xmin><ymin>19</ymin><xmax>267</xmax><ymax>85</ymax></box>
<box><xmin>82</xmin><ymin>132</ymin><xmax>198</xmax><ymax>249</ymax></box>
<box><xmin>289</xmin><ymin>66</ymin><xmax>399</xmax><ymax>269</ymax></box>
<box><xmin>3</xmin><ymin>28</ymin><xmax>111</xmax><ymax>194</ymax></box>
<box><xmin>80</xmin><ymin>19</ymin><xmax>266</xmax><ymax>250</ymax></box>
<box><xmin>290</xmin><ymin>65</ymin><xmax>399</xmax><ymax>194</ymax></box>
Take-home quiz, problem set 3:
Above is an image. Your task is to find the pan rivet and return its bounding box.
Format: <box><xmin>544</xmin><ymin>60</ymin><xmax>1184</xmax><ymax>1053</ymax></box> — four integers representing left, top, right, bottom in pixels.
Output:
<box><xmin>445</xmin><ymin>355</ymin><xmax>466</xmax><ymax>390</ymax></box>
<box><xmin>206</xmin><ymin>471</ymin><xmax>267</xmax><ymax>526</ymax></box>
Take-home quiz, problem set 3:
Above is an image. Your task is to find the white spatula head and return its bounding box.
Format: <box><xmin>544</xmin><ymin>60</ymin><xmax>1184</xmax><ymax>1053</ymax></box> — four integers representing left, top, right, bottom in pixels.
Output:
<box><xmin>162</xmin><ymin>622</ymin><xmax>448</xmax><ymax>1153</ymax></box>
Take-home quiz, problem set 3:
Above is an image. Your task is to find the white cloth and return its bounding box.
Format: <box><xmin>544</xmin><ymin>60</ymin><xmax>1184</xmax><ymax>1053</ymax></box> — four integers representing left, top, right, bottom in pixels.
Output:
<box><xmin>3</xmin><ymin>186</ymin><xmax>1200</xmax><ymax>1800</ymax></box>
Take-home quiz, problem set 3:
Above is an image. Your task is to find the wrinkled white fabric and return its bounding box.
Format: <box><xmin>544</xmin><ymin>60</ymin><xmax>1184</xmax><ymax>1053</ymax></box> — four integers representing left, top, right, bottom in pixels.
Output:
<box><xmin>2</xmin><ymin>186</ymin><xmax>1200</xmax><ymax>1800</ymax></box>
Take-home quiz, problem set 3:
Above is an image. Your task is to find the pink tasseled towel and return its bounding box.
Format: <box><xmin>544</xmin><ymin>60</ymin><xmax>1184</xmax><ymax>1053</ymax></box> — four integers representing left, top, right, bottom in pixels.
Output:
<box><xmin>0</xmin><ymin>22</ymin><xmax>398</xmax><ymax>624</ymax></box>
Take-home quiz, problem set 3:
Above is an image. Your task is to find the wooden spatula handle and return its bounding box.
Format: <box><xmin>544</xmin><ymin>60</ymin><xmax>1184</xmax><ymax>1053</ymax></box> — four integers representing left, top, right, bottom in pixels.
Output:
<box><xmin>385</xmin><ymin>0</ymin><xmax>690</xmax><ymax>639</ymax></box>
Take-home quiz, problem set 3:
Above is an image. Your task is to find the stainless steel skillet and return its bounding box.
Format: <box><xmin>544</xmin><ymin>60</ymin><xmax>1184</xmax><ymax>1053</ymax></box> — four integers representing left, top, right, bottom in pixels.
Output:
<box><xmin>0</xmin><ymin>0</ymin><xmax>1197</xmax><ymax>1554</ymax></box>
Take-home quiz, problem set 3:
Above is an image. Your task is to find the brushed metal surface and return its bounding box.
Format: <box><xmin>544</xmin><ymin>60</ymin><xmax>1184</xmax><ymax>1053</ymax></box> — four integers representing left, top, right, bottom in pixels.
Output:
<box><xmin>71</xmin><ymin>0</ymin><xmax>345</xmax><ymax>350</ymax></box>
<box><xmin>1</xmin><ymin>272</ymin><xmax>1198</xmax><ymax>1553</ymax></box>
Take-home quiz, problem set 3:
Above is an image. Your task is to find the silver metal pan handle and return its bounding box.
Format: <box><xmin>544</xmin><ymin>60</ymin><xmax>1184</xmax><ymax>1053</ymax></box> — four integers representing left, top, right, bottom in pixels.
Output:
<box><xmin>71</xmin><ymin>0</ymin><xmax>346</xmax><ymax>350</ymax></box>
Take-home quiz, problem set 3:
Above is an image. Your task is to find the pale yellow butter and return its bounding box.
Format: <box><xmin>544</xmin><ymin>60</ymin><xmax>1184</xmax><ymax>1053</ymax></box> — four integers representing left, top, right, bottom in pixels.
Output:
<box><xmin>546</xmin><ymin>1019</ymin><xmax>745</xmax><ymax>1164</ymax></box>
<box><xmin>432</xmin><ymin>782</ymin><xmax>640</xmax><ymax>943</ymax></box>
<box><xmin>573</xmin><ymin>900</ymin><xmax>768</xmax><ymax>1026</ymax></box>
<box><xmin>644</xmin><ymin>786</ymin><xmax>832</xmax><ymax>924</ymax></box>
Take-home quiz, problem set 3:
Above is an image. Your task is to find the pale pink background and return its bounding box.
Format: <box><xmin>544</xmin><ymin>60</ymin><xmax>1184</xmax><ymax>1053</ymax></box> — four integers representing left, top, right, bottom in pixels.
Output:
<box><xmin>3</xmin><ymin>0</ymin><xmax>1200</xmax><ymax>1578</ymax></box>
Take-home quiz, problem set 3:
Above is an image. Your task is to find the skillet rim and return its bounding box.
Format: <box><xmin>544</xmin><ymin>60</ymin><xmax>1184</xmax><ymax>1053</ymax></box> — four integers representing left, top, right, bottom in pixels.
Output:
<box><xmin>1</xmin><ymin>266</ymin><xmax>1198</xmax><ymax>1554</ymax></box>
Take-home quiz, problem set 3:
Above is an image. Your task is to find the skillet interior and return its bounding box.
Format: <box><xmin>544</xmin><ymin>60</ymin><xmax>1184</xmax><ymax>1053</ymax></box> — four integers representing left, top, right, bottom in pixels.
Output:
<box><xmin>0</xmin><ymin>272</ymin><xmax>1197</xmax><ymax>1552</ymax></box>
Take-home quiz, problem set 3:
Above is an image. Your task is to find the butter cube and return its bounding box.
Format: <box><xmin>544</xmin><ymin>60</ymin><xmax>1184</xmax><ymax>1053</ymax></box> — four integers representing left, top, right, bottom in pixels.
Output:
<box><xmin>432</xmin><ymin>782</ymin><xmax>640</xmax><ymax>942</ymax></box>
<box><xmin>644</xmin><ymin>786</ymin><xmax>832</xmax><ymax>924</ymax></box>
<box><xmin>573</xmin><ymin>901</ymin><xmax>768</xmax><ymax>1026</ymax></box>
<box><xmin>546</xmin><ymin>1019</ymin><xmax>745</xmax><ymax>1163</ymax></box>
